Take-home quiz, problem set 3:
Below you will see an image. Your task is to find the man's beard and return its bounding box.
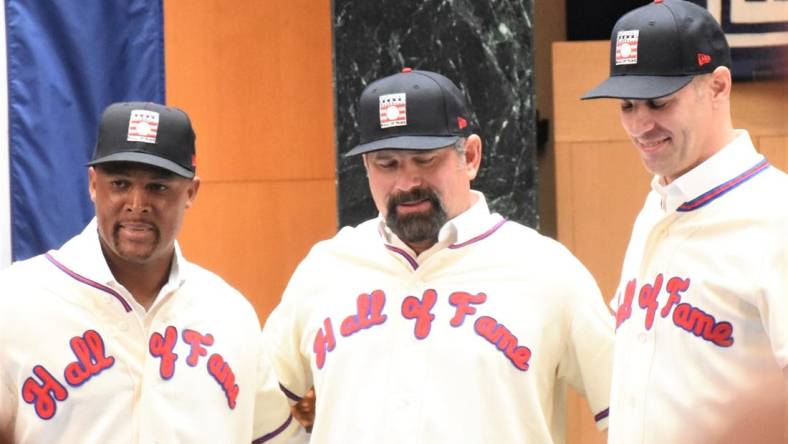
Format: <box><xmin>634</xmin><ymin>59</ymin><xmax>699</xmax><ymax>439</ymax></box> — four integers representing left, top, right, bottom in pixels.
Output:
<box><xmin>386</xmin><ymin>188</ymin><xmax>448</xmax><ymax>245</ymax></box>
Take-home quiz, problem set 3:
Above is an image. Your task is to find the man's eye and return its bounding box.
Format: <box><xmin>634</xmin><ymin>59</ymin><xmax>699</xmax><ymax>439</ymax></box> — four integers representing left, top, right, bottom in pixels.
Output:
<box><xmin>376</xmin><ymin>161</ymin><xmax>396</xmax><ymax>169</ymax></box>
<box><xmin>111</xmin><ymin>180</ymin><xmax>129</xmax><ymax>189</ymax></box>
<box><xmin>414</xmin><ymin>156</ymin><xmax>435</xmax><ymax>165</ymax></box>
<box><xmin>148</xmin><ymin>183</ymin><xmax>168</xmax><ymax>192</ymax></box>
<box><xmin>647</xmin><ymin>100</ymin><xmax>666</xmax><ymax>109</ymax></box>
<box><xmin>620</xmin><ymin>101</ymin><xmax>633</xmax><ymax>111</ymax></box>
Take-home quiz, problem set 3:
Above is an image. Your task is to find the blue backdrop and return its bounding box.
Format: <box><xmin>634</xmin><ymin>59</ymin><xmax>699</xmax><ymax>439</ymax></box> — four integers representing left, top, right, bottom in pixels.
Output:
<box><xmin>6</xmin><ymin>0</ymin><xmax>165</xmax><ymax>261</ymax></box>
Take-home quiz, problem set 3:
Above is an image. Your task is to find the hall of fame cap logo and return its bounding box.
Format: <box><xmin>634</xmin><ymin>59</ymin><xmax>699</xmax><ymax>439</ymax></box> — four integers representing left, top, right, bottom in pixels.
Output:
<box><xmin>127</xmin><ymin>109</ymin><xmax>160</xmax><ymax>143</ymax></box>
<box><xmin>615</xmin><ymin>30</ymin><xmax>639</xmax><ymax>65</ymax></box>
<box><xmin>379</xmin><ymin>93</ymin><xmax>407</xmax><ymax>129</ymax></box>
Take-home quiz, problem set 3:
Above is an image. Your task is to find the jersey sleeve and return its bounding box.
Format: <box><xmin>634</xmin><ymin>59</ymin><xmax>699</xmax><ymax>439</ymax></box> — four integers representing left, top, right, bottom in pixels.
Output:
<box><xmin>0</xmin><ymin>270</ymin><xmax>16</xmax><ymax>442</ymax></box>
<box><xmin>761</xmin><ymin>216</ymin><xmax>788</xmax><ymax>370</ymax></box>
<box><xmin>251</xmin><ymin>337</ymin><xmax>298</xmax><ymax>444</ymax></box>
<box><xmin>0</xmin><ymin>362</ymin><xmax>15</xmax><ymax>443</ymax></box>
<box><xmin>261</xmin><ymin>260</ymin><xmax>315</xmax><ymax>403</ymax></box>
<box><xmin>557</xmin><ymin>258</ymin><xmax>615</xmax><ymax>430</ymax></box>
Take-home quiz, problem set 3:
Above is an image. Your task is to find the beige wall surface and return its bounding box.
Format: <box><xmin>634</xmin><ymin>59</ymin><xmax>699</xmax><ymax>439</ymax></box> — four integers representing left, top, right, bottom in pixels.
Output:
<box><xmin>163</xmin><ymin>0</ymin><xmax>338</xmax><ymax>324</ymax></box>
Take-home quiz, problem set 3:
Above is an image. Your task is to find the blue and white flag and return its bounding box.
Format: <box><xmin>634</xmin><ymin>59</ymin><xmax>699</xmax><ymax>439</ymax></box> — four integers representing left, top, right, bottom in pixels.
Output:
<box><xmin>0</xmin><ymin>0</ymin><xmax>165</xmax><ymax>268</ymax></box>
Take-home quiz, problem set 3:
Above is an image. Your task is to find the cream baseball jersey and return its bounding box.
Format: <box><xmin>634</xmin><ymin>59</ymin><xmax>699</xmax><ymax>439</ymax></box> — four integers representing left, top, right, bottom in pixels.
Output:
<box><xmin>263</xmin><ymin>193</ymin><xmax>614</xmax><ymax>444</ymax></box>
<box><xmin>0</xmin><ymin>220</ymin><xmax>295</xmax><ymax>443</ymax></box>
<box><xmin>608</xmin><ymin>131</ymin><xmax>788</xmax><ymax>443</ymax></box>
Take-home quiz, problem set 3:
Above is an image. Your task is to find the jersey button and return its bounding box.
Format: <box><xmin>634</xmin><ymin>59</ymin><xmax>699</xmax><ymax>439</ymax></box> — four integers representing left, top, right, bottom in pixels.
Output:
<box><xmin>118</xmin><ymin>321</ymin><xmax>129</xmax><ymax>331</ymax></box>
<box><xmin>638</xmin><ymin>332</ymin><xmax>647</xmax><ymax>343</ymax></box>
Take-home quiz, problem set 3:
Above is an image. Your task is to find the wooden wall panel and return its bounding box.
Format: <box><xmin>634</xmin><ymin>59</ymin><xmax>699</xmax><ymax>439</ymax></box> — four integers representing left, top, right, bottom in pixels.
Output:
<box><xmin>731</xmin><ymin>83</ymin><xmax>788</xmax><ymax>138</ymax></box>
<box><xmin>164</xmin><ymin>0</ymin><xmax>335</xmax><ymax>182</ymax></box>
<box><xmin>163</xmin><ymin>0</ymin><xmax>337</xmax><ymax>324</ymax></box>
<box><xmin>758</xmin><ymin>136</ymin><xmax>788</xmax><ymax>171</ymax></box>
<box><xmin>553</xmin><ymin>40</ymin><xmax>788</xmax><ymax>444</ymax></box>
<box><xmin>552</xmin><ymin>41</ymin><xmax>622</xmax><ymax>144</ymax></box>
<box><xmin>555</xmin><ymin>141</ymin><xmax>650</xmax><ymax>298</ymax></box>
<box><xmin>179</xmin><ymin>180</ymin><xmax>337</xmax><ymax>324</ymax></box>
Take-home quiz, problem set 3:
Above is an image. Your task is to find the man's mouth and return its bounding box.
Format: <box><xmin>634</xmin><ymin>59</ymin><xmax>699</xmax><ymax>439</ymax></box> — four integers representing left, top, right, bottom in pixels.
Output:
<box><xmin>636</xmin><ymin>136</ymin><xmax>670</xmax><ymax>153</ymax></box>
<box><xmin>396</xmin><ymin>199</ymin><xmax>432</xmax><ymax>215</ymax></box>
<box><xmin>116</xmin><ymin>221</ymin><xmax>156</xmax><ymax>240</ymax></box>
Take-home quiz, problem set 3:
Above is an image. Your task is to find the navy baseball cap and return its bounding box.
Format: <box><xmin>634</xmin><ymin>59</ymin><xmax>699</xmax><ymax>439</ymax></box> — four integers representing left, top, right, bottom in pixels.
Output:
<box><xmin>88</xmin><ymin>102</ymin><xmax>197</xmax><ymax>178</ymax></box>
<box><xmin>345</xmin><ymin>68</ymin><xmax>473</xmax><ymax>156</ymax></box>
<box><xmin>582</xmin><ymin>0</ymin><xmax>731</xmax><ymax>100</ymax></box>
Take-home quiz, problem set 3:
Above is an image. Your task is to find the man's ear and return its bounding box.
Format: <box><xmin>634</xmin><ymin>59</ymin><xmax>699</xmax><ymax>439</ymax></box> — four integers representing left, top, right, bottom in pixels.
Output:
<box><xmin>185</xmin><ymin>177</ymin><xmax>200</xmax><ymax>209</ymax></box>
<box><xmin>709</xmin><ymin>66</ymin><xmax>732</xmax><ymax>104</ymax></box>
<box><xmin>463</xmin><ymin>134</ymin><xmax>482</xmax><ymax>180</ymax></box>
<box><xmin>88</xmin><ymin>167</ymin><xmax>98</xmax><ymax>203</ymax></box>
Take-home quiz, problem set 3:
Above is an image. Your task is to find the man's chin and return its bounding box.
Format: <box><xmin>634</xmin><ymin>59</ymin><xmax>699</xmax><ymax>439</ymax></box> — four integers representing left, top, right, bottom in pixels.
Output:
<box><xmin>390</xmin><ymin>217</ymin><xmax>441</xmax><ymax>244</ymax></box>
<box><xmin>112</xmin><ymin>244</ymin><xmax>157</xmax><ymax>264</ymax></box>
<box><xmin>395</xmin><ymin>213</ymin><xmax>433</xmax><ymax>227</ymax></box>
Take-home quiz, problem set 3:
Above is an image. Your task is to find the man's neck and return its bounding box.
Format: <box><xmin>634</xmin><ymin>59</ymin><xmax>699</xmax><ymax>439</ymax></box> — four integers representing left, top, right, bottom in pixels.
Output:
<box><xmin>102</xmin><ymin>248</ymin><xmax>173</xmax><ymax>311</ymax></box>
<box><xmin>112</xmin><ymin>261</ymin><xmax>170</xmax><ymax>311</ymax></box>
<box><xmin>404</xmin><ymin>193</ymin><xmax>480</xmax><ymax>256</ymax></box>
<box><xmin>408</xmin><ymin>238</ymin><xmax>438</xmax><ymax>256</ymax></box>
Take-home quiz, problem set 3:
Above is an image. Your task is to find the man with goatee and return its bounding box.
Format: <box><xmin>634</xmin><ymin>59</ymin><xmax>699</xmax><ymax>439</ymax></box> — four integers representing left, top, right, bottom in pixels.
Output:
<box><xmin>263</xmin><ymin>69</ymin><xmax>614</xmax><ymax>443</ymax></box>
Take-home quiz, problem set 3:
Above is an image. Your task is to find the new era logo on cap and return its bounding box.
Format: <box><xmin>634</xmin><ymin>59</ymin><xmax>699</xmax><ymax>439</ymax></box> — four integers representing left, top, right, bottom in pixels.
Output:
<box><xmin>697</xmin><ymin>53</ymin><xmax>712</xmax><ymax>66</ymax></box>
<box><xmin>127</xmin><ymin>109</ymin><xmax>160</xmax><ymax>144</ymax></box>
<box><xmin>379</xmin><ymin>93</ymin><xmax>407</xmax><ymax>128</ymax></box>
<box><xmin>615</xmin><ymin>30</ymin><xmax>639</xmax><ymax>65</ymax></box>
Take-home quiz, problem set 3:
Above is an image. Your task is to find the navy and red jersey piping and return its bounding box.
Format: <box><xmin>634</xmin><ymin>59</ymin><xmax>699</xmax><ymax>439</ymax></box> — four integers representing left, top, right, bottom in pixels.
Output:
<box><xmin>45</xmin><ymin>253</ymin><xmax>133</xmax><ymax>312</ymax></box>
<box><xmin>385</xmin><ymin>218</ymin><xmax>508</xmax><ymax>270</ymax></box>
<box><xmin>279</xmin><ymin>383</ymin><xmax>302</xmax><ymax>402</ymax></box>
<box><xmin>677</xmin><ymin>159</ymin><xmax>769</xmax><ymax>212</ymax></box>
<box><xmin>595</xmin><ymin>407</ymin><xmax>610</xmax><ymax>422</ymax></box>
<box><xmin>252</xmin><ymin>415</ymin><xmax>293</xmax><ymax>443</ymax></box>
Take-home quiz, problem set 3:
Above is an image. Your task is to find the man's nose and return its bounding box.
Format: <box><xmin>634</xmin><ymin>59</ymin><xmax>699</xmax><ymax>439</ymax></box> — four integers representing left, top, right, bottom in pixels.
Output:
<box><xmin>125</xmin><ymin>187</ymin><xmax>150</xmax><ymax>213</ymax></box>
<box><xmin>393</xmin><ymin>163</ymin><xmax>423</xmax><ymax>192</ymax></box>
<box><xmin>625</xmin><ymin>107</ymin><xmax>657</xmax><ymax>137</ymax></box>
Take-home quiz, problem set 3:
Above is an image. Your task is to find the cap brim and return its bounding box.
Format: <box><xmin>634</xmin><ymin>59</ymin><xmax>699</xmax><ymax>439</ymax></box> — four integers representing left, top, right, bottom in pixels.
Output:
<box><xmin>581</xmin><ymin>75</ymin><xmax>695</xmax><ymax>100</ymax></box>
<box><xmin>345</xmin><ymin>135</ymin><xmax>461</xmax><ymax>157</ymax></box>
<box><xmin>87</xmin><ymin>152</ymin><xmax>195</xmax><ymax>178</ymax></box>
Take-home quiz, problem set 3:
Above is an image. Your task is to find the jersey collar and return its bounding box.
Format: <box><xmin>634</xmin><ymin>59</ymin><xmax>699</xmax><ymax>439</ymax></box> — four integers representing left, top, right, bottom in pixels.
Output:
<box><xmin>48</xmin><ymin>218</ymin><xmax>188</xmax><ymax>314</ymax></box>
<box><xmin>652</xmin><ymin>130</ymin><xmax>764</xmax><ymax>213</ymax></box>
<box><xmin>378</xmin><ymin>190</ymin><xmax>504</xmax><ymax>264</ymax></box>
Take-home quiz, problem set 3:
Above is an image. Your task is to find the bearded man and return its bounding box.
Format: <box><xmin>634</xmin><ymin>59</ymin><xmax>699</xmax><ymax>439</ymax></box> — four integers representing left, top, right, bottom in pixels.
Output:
<box><xmin>262</xmin><ymin>69</ymin><xmax>615</xmax><ymax>444</ymax></box>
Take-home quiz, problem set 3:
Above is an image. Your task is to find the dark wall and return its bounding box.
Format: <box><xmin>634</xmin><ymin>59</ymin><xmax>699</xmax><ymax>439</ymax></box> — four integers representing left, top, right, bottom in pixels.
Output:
<box><xmin>334</xmin><ymin>0</ymin><xmax>538</xmax><ymax>229</ymax></box>
<box><xmin>566</xmin><ymin>0</ymin><xmax>651</xmax><ymax>40</ymax></box>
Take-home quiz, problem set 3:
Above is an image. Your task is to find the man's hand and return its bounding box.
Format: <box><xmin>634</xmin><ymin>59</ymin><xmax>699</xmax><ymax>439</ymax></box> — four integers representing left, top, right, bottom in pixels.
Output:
<box><xmin>292</xmin><ymin>387</ymin><xmax>316</xmax><ymax>432</ymax></box>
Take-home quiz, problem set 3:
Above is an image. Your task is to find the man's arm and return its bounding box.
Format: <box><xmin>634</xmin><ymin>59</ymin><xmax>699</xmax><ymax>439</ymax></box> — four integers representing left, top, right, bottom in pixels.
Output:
<box><xmin>0</xmin><ymin>372</ymin><xmax>15</xmax><ymax>443</ymax></box>
<box><xmin>559</xmin><ymin>257</ymin><xmax>615</xmax><ymax>432</ymax></box>
<box><xmin>251</xmin><ymin>334</ymin><xmax>299</xmax><ymax>444</ymax></box>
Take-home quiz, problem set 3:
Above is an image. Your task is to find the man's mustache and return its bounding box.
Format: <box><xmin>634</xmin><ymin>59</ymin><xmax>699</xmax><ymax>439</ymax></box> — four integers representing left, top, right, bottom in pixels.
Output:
<box><xmin>388</xmin><ymin>188</ymin><xmax>440</xmax><ymax>209</ymax></box>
